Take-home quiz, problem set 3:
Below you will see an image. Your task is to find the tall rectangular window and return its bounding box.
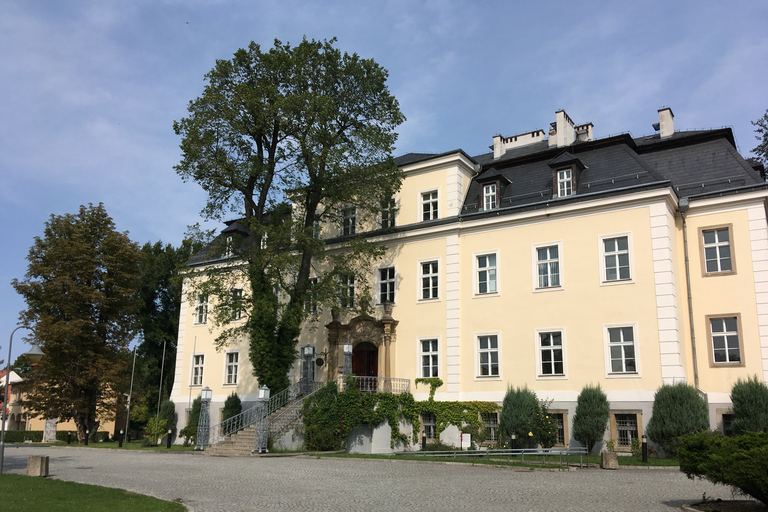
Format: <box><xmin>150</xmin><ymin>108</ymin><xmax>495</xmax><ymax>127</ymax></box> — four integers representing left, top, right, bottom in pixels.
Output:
<box><xmin>421</xmin><ymin>191</ymin><xmax>438</xmax><ymax>221</ymax></box>
<box><xmin>702</xmin><ymin>227</ymin><xmax>733</xmax><ymax>273</ymax></box>
<box><xmin>225</xmin><ymin>352</ymin><xmax>239</xmax><ymax>385</ymax></box>
<box><xmin>614</xmin><ymin>413</ymin><xmax>639</xmax><ymax>447</ymax></box>
<box><xmin>224</xmin><ymin>235</ymin><xmax>234</xmax><ymax>257</ymax></box>
<box><xmin>608</xmin><ymin>326</ymin><xmax>636</xmax><ymax>373</ymax></box>
<box><xmin>421</xmin><ymin>338</ymin><xmax>439</xmax><ymax>378</ymax></box>
<box><xmin>539</xmin><ymin>332</ymin><xmax>564</xmax><ymax>376</ymax></box>
<box><xmin>477</xmin><ymin>254</ymin><xmax>497</xmax><ymax>294</ymax></box>
<box><xmin>342</xmin><ymin>207</ymin><xmax>356</xmax><ymax>236</ymax></box>
<box><xmin>603</xmin><ymin>236</ymin><xmax>630</xmax><ymax>281</ymax></box>
<box><xmin>477</xmin><ymin>334</ymin><xmax>499</xmax><ymax>377</ymax></box>
<box><xmin>192</xmin><ymin>354</ymin><xmax>204</xmax><ymax>386</ymax></box>
<box><xmin>557</xmin><ymin>169</ymin><xmax>573</xmax><ymax>197</ymax></box>
<box><xmin>709</xmin><ymin>317</ymin><xmax>741</xmax><ymax>364</ymax></box>
<box><xmin>195</xmin><ymin>295</ymin><xmax>208</xmax><ymax>324</ymax></box>
<box><xmin>230</xmin><ymin>288</ymin><xmax>243</xmax><ymax>321</ymax></box>
<box><xmin>483</xmin><ymin>184</ymin><xmax>497</xmax><ymax>210</ymax></box>
<box><xmin>483</xmin><ymin>412</ymin><xmax>499</xmax><ymax>442</ymax></box>
<box><xmin>305</xmin><ymin>278</ymin><xmax>318</xmax><ymax>314</ymax></box>
<box><xmin>552</xmin><ymin>413</ymin><xmax>565</xmax><ymax>445</ymax></box>
<box><xmin>421</xmin><ymin>261</ymin><xmax>438</xmax><ymax>300</ymax></box>
<box><xmin>423</xmin><ymin>413</ymin><xmax>436</xmax><ymax>439</ymax></box>
<box><xmin>340</xmin><ymin>275</ymin><xmax>355</xmax><ymax>308</ymax></box>
<box><xmin>381</xmin><ymin>199</ymin><xmax>396</xmax><ymax>229</ymax></box>
<box><xmin>379</xmin><ymin>267</ymin><xmax>395</xmax><ymax>304</ymax></box>
<box><xmin>537</xmin><ymin>245</ymin><xmax>560</xmax><ymax>288</ymax></box>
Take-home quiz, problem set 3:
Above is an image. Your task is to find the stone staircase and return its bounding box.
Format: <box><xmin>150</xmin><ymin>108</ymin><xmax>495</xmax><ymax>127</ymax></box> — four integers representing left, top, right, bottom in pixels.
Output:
<box><xmin>205</xmin><ymin>425</ymin><xmax>258</xmax><ymax>457</ymax></box>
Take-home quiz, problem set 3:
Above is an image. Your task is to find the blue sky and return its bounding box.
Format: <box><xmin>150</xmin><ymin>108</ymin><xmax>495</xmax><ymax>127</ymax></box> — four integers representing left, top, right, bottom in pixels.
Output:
<box><xmin>2</xmin><ymin>0</ymin><xmax>767</xmax><ymax>362</ymax></box>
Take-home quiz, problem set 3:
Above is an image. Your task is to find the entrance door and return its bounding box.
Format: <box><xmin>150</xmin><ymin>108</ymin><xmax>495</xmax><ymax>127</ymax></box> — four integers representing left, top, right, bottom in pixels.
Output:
<box><xmin>352</xmin><ymin>342</ymin><xmax>379</xmax><ymax>390</ymax></box>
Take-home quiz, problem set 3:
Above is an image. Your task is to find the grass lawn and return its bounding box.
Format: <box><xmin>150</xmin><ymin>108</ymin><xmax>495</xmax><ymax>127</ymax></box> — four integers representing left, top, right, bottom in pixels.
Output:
<box><xmin>0</xmin><ymin>474</ymin><xmax>185</xmax><ymax>512</ymax></box>
<box><xmin>41</xmin><ymin>441</ymin><xmax>195</xmax><ymax>452</ymax></box>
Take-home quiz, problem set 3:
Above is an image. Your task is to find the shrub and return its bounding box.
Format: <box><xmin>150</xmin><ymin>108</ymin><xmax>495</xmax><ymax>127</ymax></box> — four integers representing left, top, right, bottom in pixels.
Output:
<box><xmin>678</xmin><ymin>430</ymin><xmax>768</xmax><ymax>506</ymax></box>
<box><xmin>731</xmin><ymin>375</ymin><xmax>768</xmax><ymax>434</ymax></box>
<box><xmin>159</xmin><ymin>399</ymin><xmax>177</xmax><ymax>433</ymax></box>
<box><xmin>179</xmin><ymin>395</ymin><xmax>201</xmax><ymax>446</ymax></box>
<box><xmin>222</xmin><ymin>392</ymin><xmax>242</xmax><ymax>422</ymax></box>
<box><xmin>533</xmin><ymin>400</ymin><xmax>558</xmax><ymax>449</ymax></box>
<box><xmin>646</xmin><ymin>382</ymin><xmax>709</xmax><ymax>457</ymax></box>
<box><xmin>1</xmin><ymin>430</ymin><xmax>43</xmax><ymax>443</ymax></box>
<box><xmin>499</xmin><ymin>386</ymin><xmax>539</xmax><ymax>448</ymax></box>
<box><xmin>143</xmin><ymin>416</ymin><xmax>167</xmax><ymax>444</ymax></box>
<box><xmin>572</xmin><ymin>384</ymin><xmax>610</xmax><ymax>455</ymax></box>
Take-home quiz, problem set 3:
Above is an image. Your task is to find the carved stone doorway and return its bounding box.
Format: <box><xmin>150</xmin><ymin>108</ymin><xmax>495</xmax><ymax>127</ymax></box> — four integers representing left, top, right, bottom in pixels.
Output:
<box><xmin>352</xmin><ymin>342</ymin><xmax>378</xmax><ymax>377</ymax></box>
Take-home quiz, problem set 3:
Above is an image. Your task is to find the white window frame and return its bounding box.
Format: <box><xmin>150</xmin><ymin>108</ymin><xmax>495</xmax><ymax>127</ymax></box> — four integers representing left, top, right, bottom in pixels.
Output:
<box><xmin>191</xmin><ymin>353</ymin><xmax>205</xmax><ymax>386</ymax></box>
<box><xmin>194</xmin><ymin>294</ymin><xmax>208</xmax><ymax>325</ymax></box>
<box><xmin>599</xmin><ymin>232</ymin><xmax>634</xmax><ymax>285</ymax></box>
<box><xmin>380</xmin><ymin>198</ymin><xmax>396</xmax><ymax>229</ymax></box>
<box><xmin>420</xmin><ymin>189</ymin><xmax>439</xmax><ymax>221</ymax></box>
<box><xmin>418</xmin><ymin>336</ymin><xmax>440</xmax><ymax>379</ymax></box>
<box><xmin>475</xmin><ymin>331</ymin><xmax>501</xmax><ymax>380</ymax></box>
<box><xmin>603</xmin><ymin>323</ymin><xmax>641</xmax><ymax>378</ymax></box>
<box><xmin>417</xmin><ymin>258</ymin><xmax>440</xmax><ymax>302</ymax></box>
<box><xmin>376</xmin><ymin>265</ymin><xmax>396</xmax><ymax>305</ymax></box>
<box><xmin>224</xmin><ymin>235</ymin><xmax>234</xmax><ymax>258</ymax></box>
<box><xmin>342</xmin><ymin>207</ymin><xmax>356</xmax><ymax>236</ymax></box>
<box><xmin>534</xmin><ymin>328</ymin><xmax>567</xmax><ymax>380</ymax></box>
<box><xmin>531</xmin><ymin>241</ymin><xmax>563</xmax><ymax>292</ymax></box>
<box><xmin>483</xmin><ymin>184</ymin><xmax>497</xmax><ymax>210</ymax></box>
<box><xmin>224</xmin><ymin>351</ymin><xmax>239</xmax><ymax>386</ymax></box>
<box><xmin>474</xmin><ymin>250</ymin><xmax>500</xmax><ymax>297</ymax></box>
<box><xmin>230</xmin><ymin>288</ymin><xmax>243</xmax><ymax>321</ymax></box>
<box><xmin>701</xmin><ymin>225</ymin><xmax>735</xmax><ymax>275</ymax></box>
<box><xmin>707</xmin><ymin>315</ymin><xmax>744</xmax><ymax>367</ymax></box>
<box><xmin>557</xmin><ymin>168</ymin><xmax>573</xmax><ymax>197</ymax></box>
<box><xmin>339</xmin><ymin>274</ymin><xmax>355</xmax><ymax>309</ymax></box>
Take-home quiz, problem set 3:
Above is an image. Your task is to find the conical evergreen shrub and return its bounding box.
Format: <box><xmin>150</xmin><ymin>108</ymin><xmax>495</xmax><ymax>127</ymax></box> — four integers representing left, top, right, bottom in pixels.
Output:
<box><xmin>646</xmin><ymin>382</ymin><xmax>708</xmax><ymax>457</ymax></box>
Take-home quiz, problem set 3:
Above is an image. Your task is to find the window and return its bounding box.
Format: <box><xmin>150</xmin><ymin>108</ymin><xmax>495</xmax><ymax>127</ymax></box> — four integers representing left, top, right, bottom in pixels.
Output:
<box><xmin>302</xmin><ymin>346</ymin><xmax>316</xmax><ymax>383</ymax></box>
<box><xmin>422</xmin><ymin>413</ymin><xmax>436</xmax><ymax>440</ymax></box>
<box><xmin>610</xmin><ymin>412</ymin><xmax>642</xmax><ymax>450</ymax></box>
<box><xmin>379</xmin><ymin>267</ymin><xmax>395</xmax><ymax>304</ymax></box>
<box><xmin>483</xmin><ymin>184</ymin><xmax>497</xmax><ymax>210</ymax></box>
<box><xmin>707</xmin><ymin>315</ymin><xmax>743</xmax><ymax>366</ymax></box>
<box><xmin>722</xmin><ymin>413</ymin><xmax>734</xmax><ymax>437</ymax></box>
<box><xmin>477</xmin><ymin>334</ymin><xmax>499</xmax><ymax>377</ymax></box>
<box><xmin>224</xmin><ymin>235</ymin><xmax>234</xmax><ymax>257</ymax></box>
<box><xmin>551</xmin><ymin>412</ymin><xmax>566</xmax><ymax>446</ymax></box>
<box><xmin>421</xmin><ymin>190</ymin><xmax>438</xmax><ymax>221</ymax></box>
<box><xmin>420</xmin><ymin>338</ymin><xmax>439</xmax><ymax>378</ymax></box>
<box><xmin>602</xmin><ymin>236</ymin><xmax>631</xmax><ymax>281</ymax></box>
<box><xmin>421</xmin><ymin>261</ymin><xmax>439</xmax><ymax>300</ymax></box>
<box><xmin>538</xmin><ymin>331</ymin><xmax>564</xmax><ymax>376</ymax></box>
<box><xmin>381</xmin><ymin>199</ymin><xmax>396</xmax><ymax>229</ymax></box>
<box><xmin>230</xmin><ymin>288</ymin><xmax>243</xmax><ymax>321</ymax></box>
<box><xmin>342</xmin><ymin>207</ymin><xmax>356</xmax><ymax>236</ymax></box>
<box><xmin>483</xmin><ymin>412</ymin><xmax>499</xmax><ymax>442</ymax></box>
<box><xmin>607</xmin><ymin>326</ymin><xmax>637</xmax><ymax>374</ymax></box>
<box><xmin>305</xmin><ymin>278</ymin><xmax>318</xmax><ymax>314</ymax></box>
<box><xmin>192</xmin><ymin>354</ymin><xmax>204</xmax><ymax>386</ymax></box>
<box><xmin>701</xmin><ymin>227</ymin><xmax>733</xmax><ymax>274</ymax></box>
<box><xmin>225</xmin><ymin>352</ymin><xmax>239</xmax><ymax>385</ymax></box>
<box><xmin>195</xmin><ymin>295</ymin><xmax>208</xmax><ymax>324</ymax></box>
<box><xmin>557</xmin><ymin>169</ymin><xmax>573</xmax><ymax>197</ymax></box>
<box><xmin>536</xmin><ymin>245</ymin><xmax>560</xmax><ymax>288</ymax></box>
<box><xmin>312</xmin><ymin>218</ymin><xmax>322</xmax><ymax>239</ymax></box>
<box><xmin>476</xmin><ymin>253</ymin><xmax>498</xmax><ymax>295</ymax></box>
<box><xmin>339</xmin><ymin>275</ymin><xmax>355</xmax><ymax>308</ymax></box>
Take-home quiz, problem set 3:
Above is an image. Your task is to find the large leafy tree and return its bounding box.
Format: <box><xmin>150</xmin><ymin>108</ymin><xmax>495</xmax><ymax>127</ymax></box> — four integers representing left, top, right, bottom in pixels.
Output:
<box><xmin>12</xmin><ymin>203</ymin><xmax>141</xmax><ymax>442</ymax></box>
<box><xmin>753</xmin><ymin>109</ymin><xmax>768</xmax><ymax>167</ymax></box>
<box><xmin>174</xmin><ymin>38</ymin><xmax>405</xmax><ymax>391</ymax></box>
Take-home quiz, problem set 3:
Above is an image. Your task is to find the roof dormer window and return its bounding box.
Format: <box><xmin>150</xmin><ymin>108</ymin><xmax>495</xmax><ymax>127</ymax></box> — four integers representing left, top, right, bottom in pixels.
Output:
<box><xmin>557</xmin><ymin>169</ymin><xmax>573</xmax><ymax>197</ymax></box>
<box><xmin>484</xmin><ymin>184</ymin><xmax>497</xmax><ymax>210</ymax></box>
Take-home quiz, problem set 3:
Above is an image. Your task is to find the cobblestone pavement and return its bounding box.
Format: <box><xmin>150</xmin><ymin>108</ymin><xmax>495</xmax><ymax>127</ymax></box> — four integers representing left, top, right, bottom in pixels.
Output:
<box><xmin>2</xmin><ymin>445</ymin><xmax>739</xmax><ymax>511</ymax></box>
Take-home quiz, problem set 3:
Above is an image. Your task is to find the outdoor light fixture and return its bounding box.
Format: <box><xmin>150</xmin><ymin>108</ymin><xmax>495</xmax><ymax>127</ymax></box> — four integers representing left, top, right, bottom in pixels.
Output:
<box><xmin>343</xmin><ymin>341</ymin><xmax>353</xmax><ymax>356</ymax></box>
<box><xmin>201</xmin><ymin>386</ymin><xmax>212</xmax><ymax>402</ymax></box>
<box><xmin>303</xmin><ymin>345</ymin><xmax>313</xmax><ymax>357</ymax></box>
<box><xmin>195</xmin><ymin>387</ymin><xmax>213</xmax><ymax>451</ymax></box>
<box><xmin>258</xmin><ymin>385</ymin><xmax>270</xmax><ymax>401</ymax></box>
<box><xmin>641</xmin><ymin>434</ymin><xmax>648</xmax><ymax>463</ymax></box>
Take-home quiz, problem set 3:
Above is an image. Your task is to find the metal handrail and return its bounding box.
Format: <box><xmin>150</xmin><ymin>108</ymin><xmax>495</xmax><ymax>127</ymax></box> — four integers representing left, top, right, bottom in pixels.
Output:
<box><xmin>336</xmin><ymin>376</ymin><xmax>410</xmax><ymax>394</ymax></box>
<box><xmin>399</xmin><ymin>447</ymin><xmax>588</xmax><ymax>468</ymax></box>
<box><xmin>268</xmin><ymin>381</ymin><xmax>325</xmax><ymax>437</ymax></box>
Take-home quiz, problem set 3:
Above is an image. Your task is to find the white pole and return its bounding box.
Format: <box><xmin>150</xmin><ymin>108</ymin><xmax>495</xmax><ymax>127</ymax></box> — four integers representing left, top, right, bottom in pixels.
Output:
<box><xmin>154</xmin><ymin>339</ymin><xmax>167</xmax><ymax>443</ymax></box>
<box><xmin>124</xmin><ymin>346</ymin><xmax>137</xmax><ymax>439</ymax></box>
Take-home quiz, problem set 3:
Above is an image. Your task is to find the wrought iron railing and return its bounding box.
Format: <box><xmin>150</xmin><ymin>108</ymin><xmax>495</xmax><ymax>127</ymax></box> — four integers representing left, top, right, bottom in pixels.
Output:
<box><xmin>336</xmin><ymin>376</ymin><xmax>410</xmax><ymax>394</ymax></box>
<box><xmin>267</xmin><ymin>381</ymin><xmax>325</xmax><ymax>437</ymax></box>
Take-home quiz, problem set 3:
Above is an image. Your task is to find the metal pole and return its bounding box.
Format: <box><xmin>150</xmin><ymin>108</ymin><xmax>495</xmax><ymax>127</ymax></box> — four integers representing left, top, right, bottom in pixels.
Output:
<box><xmin>154</xmin><ymin>339</ymin><xmax>167</xmax><ymax>444</ymax></box>
<box><xmin>642</xmin><ymin>435</ymin><xmax>648</xmax><ymax>463</ymax></box>
<box><xmin>124</xmin><ymin>347</ymin><xmax>136</xmax><ymax>442</ymax></box>
<box><xmin>0</xmin><ymin>326</ymin><xmax>24</xmax><ymax>475</ymax></box>
<box><xmin>195</xmin><ymin>393</ymin><xmax>211</xmax><ymax>451</ymax></box>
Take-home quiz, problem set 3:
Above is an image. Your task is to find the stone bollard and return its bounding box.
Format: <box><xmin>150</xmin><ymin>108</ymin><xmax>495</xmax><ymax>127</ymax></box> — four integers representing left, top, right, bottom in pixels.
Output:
<box><xmin>27</xmin><ymin>456</ymin><xmax>49</xmax><ymax>477</ymax></box>
<box><xmin>601</xmin><ymin>451</ymin><xmax>619</xmax><ymax>470</ymax></box>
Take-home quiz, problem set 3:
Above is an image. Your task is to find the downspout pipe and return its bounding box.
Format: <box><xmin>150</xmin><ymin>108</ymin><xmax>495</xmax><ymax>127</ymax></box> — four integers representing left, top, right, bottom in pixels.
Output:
<box><xmin>679</xmin><ymin>197</ymin><xmax>707</xmax><ymax>400</ymax></box>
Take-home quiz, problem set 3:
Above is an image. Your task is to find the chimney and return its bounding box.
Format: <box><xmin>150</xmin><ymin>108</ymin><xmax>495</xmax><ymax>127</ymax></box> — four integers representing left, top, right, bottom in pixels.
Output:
<box><xmin>492</xmin><ymin>134</ymin><xmax>504</xmax><ymax>158</ymax></box>
<box><xmin>658</xmin><ymin>107</ymin><xmax>674</xmax><ymax>138</ymax></box>
<box><xmin>548</xmin><ymin>110</ymin><xmax>576</xmax><ymax>147</ymax></box>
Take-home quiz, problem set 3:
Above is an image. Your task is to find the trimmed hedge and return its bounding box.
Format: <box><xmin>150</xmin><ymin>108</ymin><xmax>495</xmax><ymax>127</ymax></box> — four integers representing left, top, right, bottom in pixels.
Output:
<box><xmin>678</xmin><ymin>430</ymin><xmax>768</xmax><ymax>506</ymax></box>
<box><xmin>646</xmin><ymin>382</ymin><xmax>709</xmax><ymax>457</ymax></box>
<box><xmin>2</xmin><ymin>430</ymin><xmax>111</xmax><ymax>443</ymax></box>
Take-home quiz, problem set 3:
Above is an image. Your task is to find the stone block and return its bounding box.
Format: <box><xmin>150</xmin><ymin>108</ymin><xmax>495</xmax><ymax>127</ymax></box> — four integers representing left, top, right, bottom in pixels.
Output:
<box><xmin>601</xmin><ymin>451</ymin><xmax>618</xmax><ymax>470</ymax></box>
<box><xmin>27</xmin><ymin>455</ymin><xmax>49</xmax><ymax>477</ymax></box>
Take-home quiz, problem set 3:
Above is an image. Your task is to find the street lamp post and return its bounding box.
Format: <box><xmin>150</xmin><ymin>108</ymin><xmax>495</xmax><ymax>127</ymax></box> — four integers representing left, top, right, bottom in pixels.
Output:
<box><xmin>1</xmin><ymin>327</ymin><xmax>44</xmax><ymax>475</ymax></box>
<box><xmin>253</xmin><ymin>385</ymin><xmax>270</xmax><ymax>454</ymax></box>
<box><xmin>343</xmin><ymin>341</ymin><xmax>353</xmax><ymax>378</ymax></box>
<box><xmin>195</xmin><ymin>386</ymin><xmax>212</xmax><ymax>451</ymax></box>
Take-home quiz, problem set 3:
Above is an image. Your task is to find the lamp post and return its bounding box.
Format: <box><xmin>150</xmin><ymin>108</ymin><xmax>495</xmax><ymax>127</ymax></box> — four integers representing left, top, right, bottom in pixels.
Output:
<box><xmin>195</xmin><ymin>386</ymin><xmax>212</xmax><ymax>451</ymax></box>
<box><xmin>1</xmin><ymin>327</ymin><xmax>44</xmax><ymax>475</ymax></box>
<box><xmin>641</xmin><ymin>434</ymin><xmax>648</xmax><ymax>463</ymax></box>
<box><xmin>343</xmin><ymin>341</ymin><xmax>353</xmax><ymax>378</ymax></box>
<box><xmin>302</xmin><ymin>345</ymin><xmax>313</xmax><ymax>394</ymax></box>
<box><xmin>511</xmin><ymin>433</ymin><xmax>517</xmax><ymax>451</ymax></box>
<box><xmin>254</xmin><ymin>385</ymin><xmax>270</xmax><ymax>454</ymax></box>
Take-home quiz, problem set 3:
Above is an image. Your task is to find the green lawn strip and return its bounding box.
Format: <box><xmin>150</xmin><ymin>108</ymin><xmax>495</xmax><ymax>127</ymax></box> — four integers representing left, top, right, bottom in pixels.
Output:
<box><xmin>584</xmin><ymin>455</ymin><xmax>679</xmax><ymax>467</ymax></box>
<box><xmin>0</xmin><ymin>474</ymin><xmax>185</xmax><ymax>512</ymax></box>
<box><xmin>316</xmin><ymin>452</ymin><xmax>565</xmax><ymax>470</ymax></box>
<box><xmin>49</xmin><ymin>442</ymin><xmax>195</xmax><ymax>452</ymax></box>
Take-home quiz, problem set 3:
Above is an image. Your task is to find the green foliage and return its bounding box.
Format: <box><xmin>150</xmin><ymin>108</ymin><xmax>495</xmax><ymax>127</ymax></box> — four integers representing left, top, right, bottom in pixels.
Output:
<box><xmin>222</xmin><ymin>392</ymin><xmax>242</xmax><ymax>422</ymax></box>
<box><xmin>631</xmin><ymin>437</ymin><xmax>642</xmax><ymax>457</ymax></box>
<box><xmin>11</xmin><ymin>203</ymin><xmax>141</xmax><ymax>441</ymax></box>
<box><xmin>174</xmin><ymin>37</ymin><xmax>405</xmax><ymax>392</ymax></box>
<box><xmin>418</xmin><ymin>400</ymin><xmax>499</xmax><ymax>444</ymax></box>
<box><xmin>752</xmin><ymin>109</ymin><xmax>768</xmax><ymax>166</ymax></box>
<box><xmin>159</xmin><ymin>399</ymin><xmax>177</xmax><ymax>433</ymax></box>
<box><xmin>499</xmin><ymin>386</ymin><xmax>539</xmax><ymax>448</ymax></box>
<box><xmin>143</xmin><ymin>416</ymin><xmax>167</xmax><ymax>444</ymax></box>
<box><xmin>179</xmin><ymin>396</ymin><xmax>201</xmax><ymax>445</ymax></box>
<box><xmin>1</xmin><ymin>430</ymin><xmax>43</xmax><ymax>443</ymax></box>
<box><xmin>678</xmin><ymin>430</ymin><xmax>768</xmax><ymax>506</ymax></box>
<box><xmin>646</xmin><ymin>382</ymin><xmax>709</xmax><ymax>457</ymax></box>
<box><xmin>415</xmin><ymin>378</ymin><xmax>443</xmax><ymax>400</ymax></box>
<box><xmin>731</xmin><ymin>375</ymin><xmax>768</xmax><ymax>434</ymax></box>
<box><xmin>572</xmin><ymin>384</ymin><xmax>610</xmax><ymax>455</ymax></box>
<box><xmin>533</xmin><ymin>400</ymin><xmax>559</xmax><ymax>449</ymax></box>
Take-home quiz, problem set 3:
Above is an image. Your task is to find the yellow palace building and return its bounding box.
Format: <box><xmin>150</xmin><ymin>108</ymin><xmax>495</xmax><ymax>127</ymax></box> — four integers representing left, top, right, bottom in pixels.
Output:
<box><xmin>170</xmin><ymin>108</ymin><xmax>767</xmax><ymax>451</ymax></box>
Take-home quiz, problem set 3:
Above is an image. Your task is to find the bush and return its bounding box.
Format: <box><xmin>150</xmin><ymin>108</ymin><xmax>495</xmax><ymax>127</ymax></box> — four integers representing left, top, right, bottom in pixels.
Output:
<box><xmin>731</xmin><ymin>375</ymin><xmax>768</xmax><ymax>434</ymax></box>
<box><xmin>159</xmin><ymin>399</ymin><xmax>177</xmax><ymax>433</ymax></box>
<box><xmin>222</xmin><ymin>392</ymin><xmax>242</xmax><ymax>422</ymax></box>
<box><xmin>572</xmin><ymin>384</ymin><xmax>610</xmax><ymax>455</ymax></box>
<box><xmin>143</xmin><ymin>416</ymin><xmax>167</xmax><ymax>444</ymax></box>
<box><xmin>679</xmin><ymin>430</ymin><xmax>768</xmax><ymax>505</ymax></box>
<box><xmin>499</xmin><ymin>386</ymin><xmax>539</xmax><ymax>448</ymax></box>
<box><xmin>1</xmin><ymin>430</ymin><xmax>43</xmax><ymax>443</ymax></box>
<box><xmin>533</xmin><ymin>400</ymin><xmax>558</xmax><ymax>449</ymax></box>
<box><xmin>646</xmin><ymin>382</ymin><xmax>709</xmax><ymax>457</ymax></box>
<box><xmin>179</xmin><ymin>395</ymin><xmax>201</xmax><ymax>446</ymax></box>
